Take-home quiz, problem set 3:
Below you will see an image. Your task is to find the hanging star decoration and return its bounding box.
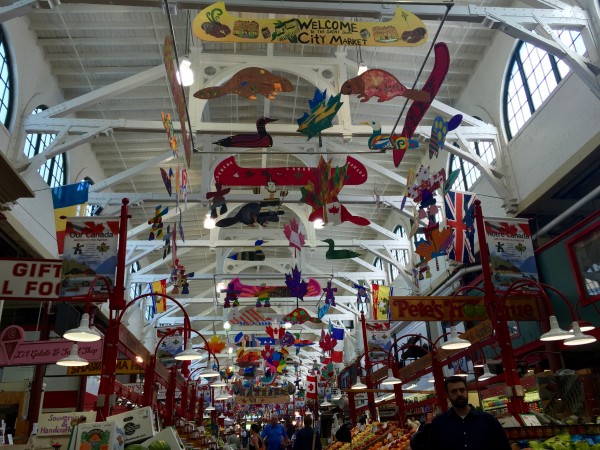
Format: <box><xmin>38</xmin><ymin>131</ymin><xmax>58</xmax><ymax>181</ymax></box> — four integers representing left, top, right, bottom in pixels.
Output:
<box><xmin>296</xmin><ymin>89</ymin><xmax>343</xmax><ymax>140</ymax></box>
<box><xmin>285</xmin><ymin>265</ymin><xmax>308</xmax><ymax>300</ymax></box>
<box><xmin>161</xmin><ymin>111</ymin><xmax>178</xmax><ymax>155</ymax></box>
<box><xmin>283</xmin><ymin>218</ymin><xmax>305</xmax><ymax>257</ymax></box>
<box><xmin>148</xmin><ymin>205</ymin><xmax>168</xmax><ymax>240</ymax></box>
<box><xmin>221</xmin><ymin>282</ymin><xmax>241</xmax><ymax>308</ymax></box>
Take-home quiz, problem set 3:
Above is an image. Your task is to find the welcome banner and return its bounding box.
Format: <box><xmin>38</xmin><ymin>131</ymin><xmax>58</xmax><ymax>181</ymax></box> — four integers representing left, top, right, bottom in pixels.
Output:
<box><xmin>193</xmin><ymin>2</ymin><xmax>428</xmax><ymax>47</ymax></box>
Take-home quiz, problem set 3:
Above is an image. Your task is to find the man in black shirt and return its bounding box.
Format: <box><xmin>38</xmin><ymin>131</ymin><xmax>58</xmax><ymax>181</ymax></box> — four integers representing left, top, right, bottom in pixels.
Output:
<box><xmin>293</xmin><ymin>416</ymin><xmax>321</xmax><ymax>450</ymax></box>
<box><xmin>429</xmin><ymin>376</ymin><xmax>512</xmax><ymax>450</ymax></box>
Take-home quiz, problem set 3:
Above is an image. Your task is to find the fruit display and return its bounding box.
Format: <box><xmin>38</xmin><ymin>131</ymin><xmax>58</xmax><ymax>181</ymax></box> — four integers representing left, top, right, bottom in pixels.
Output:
<box><xmin>326</xmin><ymin>422</ymin><xmax>415</xmax><ymax>450</ymax></box>
<box><xmin>520</xmin><ymin>433</ymin><xmax>600</xmax><ymax>449</ymax></box>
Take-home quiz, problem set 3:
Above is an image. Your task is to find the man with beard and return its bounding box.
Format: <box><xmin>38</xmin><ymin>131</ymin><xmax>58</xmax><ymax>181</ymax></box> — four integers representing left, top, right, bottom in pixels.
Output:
<box><xmin>428</xmin><ymin>376</ymin><xmax>511</xmax><ymax>449</ymax></box>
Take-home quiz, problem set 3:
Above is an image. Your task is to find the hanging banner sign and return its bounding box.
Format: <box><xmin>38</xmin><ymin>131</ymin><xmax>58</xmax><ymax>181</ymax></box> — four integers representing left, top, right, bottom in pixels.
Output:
<box><xmin>163</xmin><ymin>36</ymin><xmax>192</xmax><ymax>168</ymax></box>
<box><xmin>59</xmin><ymin>217</ymin><xmax>119</xmax><ymax>300</ymax></box>
<box><xmin>236</xmin><ymin>394</ymin><xmax>290</xmax><ymax>405</ymax></box>
<box><xmin>66</xmin><ymin>359</ymin><xmax>143</xmax><ymax>376</ymax></box>
<box><xmin>0</xmin><ymin>325</ymin><xmax>103</xmax><ymax>366</ymax></box>
<box><xmin>366</xmin><ymin>321</ymin><xmax>391</xmax><ymax>351</ymax></box>
<box><xmin>483</xmin><ymin>217</ymin><xmax>539</xmax><ymax>291</ymax></box>
<box><xmin>0</xmin><ymin>258</ymin><xmax>62</xmax><ymax>300</ymax></box>
<box><xmin>193</xmin><ymin>2</ymin><xmax>428</xmax><ymax>47</ymax></box>
<box><xmin>37</xmin><ymin>411</ymin><xmax>97</xmax><ymax>436</ymax></box>
<box><xmin>389</xmin><ymin>295</ymin><xmax>540</xmax><ymax>321</ymax></box>
<box><xmin>372</xmin><ymin>284</ymin><xmax>391</xmax><ymax>321</ymax></box>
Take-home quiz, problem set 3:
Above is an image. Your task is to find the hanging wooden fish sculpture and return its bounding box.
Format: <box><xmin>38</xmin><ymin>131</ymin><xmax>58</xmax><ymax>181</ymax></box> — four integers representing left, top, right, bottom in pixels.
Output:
<box><xmin>213</xmin><ymin>117</ymin><xmax>277</xmax><ymax>148</ymax></box>
<box><xmin>194</xmin><ymin>67</ymin><xmax>293</xmax><ymax>100</ymax></box>
<box><xmin>341</xmin><ymin>69</ymin><xmax>431</xmax><ymax>103</ymax></box>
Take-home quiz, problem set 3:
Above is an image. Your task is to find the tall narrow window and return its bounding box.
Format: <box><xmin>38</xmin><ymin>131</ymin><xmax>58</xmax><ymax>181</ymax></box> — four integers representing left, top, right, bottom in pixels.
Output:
<box><xmin>391</xmin><ymin>225</ymin><xmax>409</xmax><ymax>280</ymax></box>
<box><xmin>0</xmin><ymin>26</ymin><xmax>13</xmax><ymax>128</ymax></box>
<box><xmin>23</xmin><ymin>106</ymin><xmax>64</xmax><ymax>187</ymax></box>
<box><xmin>373</xmin><ymin>257</ymin><xmax>385</xmax><ymax>285</ymax></box>
<box><xmin>504</xmin><ymin>30</ymin><xmax>587</xmax><ymax>139</ymax></box>
<box><xmin>448</xmin><ymin>141</ymin><xmax>496</xmax><ymax>192</ymax></box>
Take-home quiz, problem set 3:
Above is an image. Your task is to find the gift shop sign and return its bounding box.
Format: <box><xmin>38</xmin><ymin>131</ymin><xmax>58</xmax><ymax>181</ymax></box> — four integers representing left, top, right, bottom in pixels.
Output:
<box><xmin>37</xmin><ymin>411</ymin><xmax>97</xmax><ymax>436</ymax></box>
<box><xmin>0</xmin><ymin>258</ymin><xmax>62</xmax><ymax>300</ymax></box>
<box><xmin>0</xmin><ymin>325</ymin><xmax>103</xmax><ymax>366</ymax></box>
<box><xmin>389</xmin><ymin>295</ymin><xmax>539</xmax><ymax>321</ymax></box>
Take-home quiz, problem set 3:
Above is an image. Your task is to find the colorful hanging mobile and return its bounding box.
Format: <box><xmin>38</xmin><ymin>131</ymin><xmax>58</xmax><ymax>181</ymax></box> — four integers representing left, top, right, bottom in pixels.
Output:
<box><xmin>283</xmin><ymin>307</ymin><xmax>324</xmax><ymax>326</ymax></box>
<box><xmin>170</xmin><ymin>259</ymin><xmax>194</xmax><ymax>295</ymax></box>
<box><xmin>229</xmin><ymin>277</ymin><xmax>321</xmax><ymax>298</ymax></box>
<box><xmin>415</xmin><ymin>224</ymin><xmax>454</xmax><ymax>270</ymax></box>
<box><xmin>213</xmin><ymin>117</ymin><xmax>277</xmax><ymax>148</ymax></box>
<box><xmin>363</xmin><ymin>120</ymin><xmax>419</xmax><ymax>152</ymax></box>
<box><xmin>297</xmin><ymin>89</ymin><xmax>343</xmax><ymax>140</ymax></box>
<box><xmin>319</xmin><ymin>329</ymin><xmax>337</xmax><ymax>352</ymax></box>
<box><xmin>261</xmin><ymin>344</ymin><xmax>288</xmax><ymax>373</ymax></box>
<box><xmin>162</xmin><ymin>225</ymin><xmax>173</xmax><ymax>259</ymax></box>
<box><xmin>323</xmin><ymin>239</ymin><xmax>360</xmax><ymax>259</ymax></box>
<box><xmin>160</xmin><ymin>168</ymin><xmax>173</xmax><ymax>197</ymax></box>
<box><xmin>429</xmin><ymin>114</ymin><xmax>462</xmax><ymax>159</ymax></box>
<box><xmin>206</xmin><ymin>182</ymin><xmax>231</xmax><ymax>219</ymax></box>
<box><xmin>283</xmin><ymin>218</ymin><xmax>305</xmax><ymax>257</ymax></box>
<box><xmin>221</xmin><ymin>281</ymin><xmax>241</xmax><ymax>308</ymax></box>
<box><xmin>228</xmin><ymin>240</ymin><xmax>265</xmax><ymax>261</ymax></box>
<box><xmin>323</xmin><ymin>280</ymin><xmax>337</xmax><ymax>307</ymax></box>
<box><xmin>255</xmin><ymin>285</ymin><xmax>271</xmax><ymax>308</ymax></box>
<box><xmin>301</xmin><ymin>156</ymin><xmax>370</xmax><ymax>226</ymax></box>
<box><xmin>148</xmin><ymin>205</ymin><xmax>168</xmax><ymax>240</ymax></box>
<box><xmin>403</xmin><ymin>165</ymin><xmax>446</xmax><ymax>210</ymax></box>
<box><xmin>395</xmin><ymin>42</ymin><xmax>450</xmax><ymax>167</ymax></box>
<box><xmin>285</xmin><ymin>265</ymin><xmax>308</xmax><ymax>300</ymax></box>
<box><xmin>194</xmin><ymin>67</ymin><xmax>293</xmax><ymax>100</ymax></box>
<box><xmin>354</xmin><ymin>283</ymin><xmax>370</xmax><ymax>307</ymax></box>
<box><xmin>341</xmin><ymin>69</ymin><xmax>430</xmax><ymax>103</ymax></box>
<box><xmin>444</xmin><ymin>169</ymin><xmax>460</xmax><ymax>195</ymax></box>
<box><xmin>230</xmin><ymin>307</ymin><xmax>273</xmax><ymax>326</ymax></box>
<box><xmin>161</xmin><ymin>111</ymin><xmax>177</xmax><ymax>155</ymax></box>
<box><xmin>204</xmin><ymin>334</ymin><xmax>227</xmax><ymax>354</ymax></box>
<box><xmin>215</xmin><ymin>202</ymin><xmax>284</xmax><ymax>227</ymax></box>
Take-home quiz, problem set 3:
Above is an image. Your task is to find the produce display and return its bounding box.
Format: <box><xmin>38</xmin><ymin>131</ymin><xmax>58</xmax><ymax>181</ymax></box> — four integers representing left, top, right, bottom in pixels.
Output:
<box><xmin>326</xmin><ymin>422</ymin><xmax>415</xmax><ymax>450</ymax></box>
<box><xmin>519</xmin><ymin>433</ymin><xmax>600</xmax><ymax>449</ymax></box>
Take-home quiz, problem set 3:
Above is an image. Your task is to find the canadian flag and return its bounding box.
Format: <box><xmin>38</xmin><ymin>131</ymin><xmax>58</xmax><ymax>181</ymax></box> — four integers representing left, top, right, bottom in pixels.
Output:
<box><xmin>307</xmin><ymin>375</ymin><xmax>317</xmax><ymax>399</ymax></box>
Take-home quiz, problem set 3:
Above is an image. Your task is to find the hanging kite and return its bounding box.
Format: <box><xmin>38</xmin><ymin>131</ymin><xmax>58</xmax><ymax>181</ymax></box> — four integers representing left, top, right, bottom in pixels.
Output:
<box><xmin>228</xmin><ymin>240</ymin><xmax>265</xmax><ymax>261</ymax></box>
<box><xmin>297</xmin><ymin>89</ymin><xmax>343</xmax><ymax>140</ymax></box>
<box><xmin>403</xmin><ymin>165</ymin><xmax>446</xmax><ymax>210</ymax></box>
<box><xmin>429</xmin><ymin>114</ymin><xmax>462</xmax><ymax>159</ymax></box>
<box><xmin>221</xmin><ymin>281</ymin><xmax>241</xmax><ymax>308</ymax></box>
<box><xmin>341</xmin><ymin>69</ymin><xmax>430</xmax><ymax>103</ymax></box>
<box><xmin>160</xmin><ymin>168</ymin><xmax>173</xmax><ymax>197</ymax></box>
<box><xmin>285</xmin><ymin>265</ymin><xmax>308</xmax><ymax>300</ymax></box>
<box><xmin>213</xmin><ymin>117</ymin><xmax>277</xmax><ymax>148</ymax></box>
<box><xmin>148</xmin><ymin>205</ymin><xmax>168</xmax><ymax>240</ymax></box>
<box><xmin>415</xmin><ymin>225</ymin><xmax>454</xmax><ymax>270</ymax></box>
<box><xmin>206</xmin><ymin>182</ymin><xmax>231</xmax><ymax>219</ymax></box>
<box><xmin>161</xmin><ymin>111</ymin><xmax>177</xmax><ymax>155</ymax></box>
<box><xmin>283</xmin><ymin>218</ymin><xmax>305</xmax><ymax>257</ymax></box>
<box><xmin>194</xmin><ymin>67</ymin><xmax>293</xmax><ymax>100</ymax></box>
<box><xmin>323</xmin><ymin>239</ymin><xmax>360</xmax><ymax>259</ymax></box>
<box><xmin>215</xmin><ymin>202</ymin><xmax>284</xmax><ymax>227</ymax></box>
<box><xmin>301</xmin><ymin>156</ymin><xmax>370</xmax><ymax>227</ymax></box>
<box><xmin>323</xmin><ymin>280</ymin><xmax>337</xmax><ymax>307</ymax></box>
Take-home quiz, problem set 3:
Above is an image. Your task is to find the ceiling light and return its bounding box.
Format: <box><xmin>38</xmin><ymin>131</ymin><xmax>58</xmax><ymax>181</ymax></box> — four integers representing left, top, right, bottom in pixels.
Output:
<box><xmin>351</xmin><ymin>379</ymin><xmax>367</xmax><ymax>389</ymax></box>
<box><xmin>283</xmin><ymin>321</ymin><xmax>292</xmax><ymax>329</ymax></box>
<box><xmin>63</xmin><ymin>313</ymin><xmax>102</xmax><ymax>342</ymax></box>
<box><xmin>177</xmin><ymin>58</ymin><xmax>194</xmax><ymax>87</ymax></box>
<box><xmin>478</xmin><ymin>364</ymin><xmax>494</xmax><ymax>381</ymax></box>
<box><xmin>440</xmin><ymin>326</ymin><xmax>472</xmax><ymax>350</ymax></box>
<box><xmin>357</xmin><ymin>63</ymin><xmax>368</xmax><ymax>76</ymax></box>
<box><xmin>320</xmin><ymin>400</ymin><xmax>332</xmax><ymax>407</ymax></box>
<box><xmin>540</xmin><ymin>316</ymin><xmax>574</xmax><ymax>341</ymax></box>
<box><xmin>211</xmin><ymin>380</ymin><xmax>227</xmax><ymax>388</ymax></box>
<box><xmin>381</xmin><ymin>369</ymin><xmax>402</xmax><ymax>385</ymax></box>
<box><xmin>331</xmin><ymin>393</ymin><xmax>341</xmax><ymax>401</ymax></box>
<box><xmin>313</xmin><ymin>218</ymin><xmax>325</xmax><ymax>229</ymax></box>
<box><xmin>569</xmin><ymin>320</ymin><xmax>595</xmax><ymax>333</ymax></box>
<box><xmin>201</xmin><ymin>368</ymin><xmax>221</xmax><ymax>378</ymax></box>
<box><xmin>223</xmin><ymin>321</ymin><xmax>231</xmax><ymax>331</ymax></box>
<box><xmin>218</xmin><ymin>413</ymin><xmax>226</xmax><ymax>419</ymax></box>
<box><xmin>56</xmin><ymin>343</ymin><xmax>89</xmax><ymax>367</ymax></box>
<box><xmin>205</xmin><ymin>403</ymin><xmax>215</xmax><ymax>411</ymax></box>
<box><xmin>473</xmin><ymin>359</ymin><xmax>485</xmax><ymax>368</ymax></box>
<box><xmin>135</xmin><ymin>355</ymin><xmax>144</xmax><ymax>363</ymax></box>
<box><xmin>228</xmin><ymin>346</ymin><xmax>233</xmax><ymax>354</ymax></box>
<box><xmin>564</xmin><ymin>321</ymin><xmax>597</xmax><ymax>346</ymax></box>
<box><xmin>204</xmin><ymin>213</ymin><xmax>216</xmax><ymax>230</ymax></box>
<box><xmin>427</xmin><ymin>377</ymin><xmax>435</xmax><ymax>383</ymax></box>
<box><xmin>175</xmin><ymin>341</ymin><xmax>204</xmax><ymax>361</ymax></box>
<box><xmin>454</xmin><ymin>368</ymin><xmax>468</xmax><ymax>377</ymax></box>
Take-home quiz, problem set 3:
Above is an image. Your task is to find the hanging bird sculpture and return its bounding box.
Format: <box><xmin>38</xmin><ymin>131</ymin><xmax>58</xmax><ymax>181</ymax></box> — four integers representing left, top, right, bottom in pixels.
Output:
<box><xmin>363</xmin><ymin>121</ymin><xmax>419</xmax><ymax>152</ymax></box>
<box><xmin>228</xmin><ymin>240</ymin><xmax>265</xmax><ymax>261</ymax></box>
<box><xmin>323</xmin><ymin>239</ymin><xmax>360</xmax><ymax>259</ymax></box>
<box><xmin>213</xmin><ymin>117</ymin><xmax>277</xmax><ymax>148</ymax></box>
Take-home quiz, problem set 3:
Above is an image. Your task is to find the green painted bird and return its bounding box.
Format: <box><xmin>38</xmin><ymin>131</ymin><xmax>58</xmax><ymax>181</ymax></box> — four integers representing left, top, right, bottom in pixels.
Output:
<box><xmin>323</xmin><ymin>239</ymin><xmax>360</xmax><ymax>259</ymax></box>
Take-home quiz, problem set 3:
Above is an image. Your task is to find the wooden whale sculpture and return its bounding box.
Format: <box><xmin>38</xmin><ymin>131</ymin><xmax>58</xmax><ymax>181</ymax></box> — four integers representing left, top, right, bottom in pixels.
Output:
<box><xmin>341</xmin><ymin>69</ymin><xmax>430</xmax><ymax>103</ymax></box>
<box><xmin>194</xmin><ymin>67</ymin><xmax>293</xmax><ymax>100</ymax></box>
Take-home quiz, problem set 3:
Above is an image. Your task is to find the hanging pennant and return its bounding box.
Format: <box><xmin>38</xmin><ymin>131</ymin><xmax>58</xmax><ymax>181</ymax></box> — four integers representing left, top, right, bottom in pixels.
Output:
<box><xmin>194</xmin><ymin>67</ymin><xmax>293</xmax><ymax>100</ymax></box>
<box><xmin>283</xmin><ymin>218</ymin><xmax>305</xmax><ymax>257</ymax></box>
<box><xmin>213</xmin><ymin>117</ymin><xmax>277</xmax><ymax>148</ymax></box>
<box><xmin>297</xmin><ymin>89</ymin><xmax>343</xmax><ymax>140</ymax></box>
<box><xmin>354</xmin><ymin>283</ymin><xmax>370</xmax><ymax>312</ymax></box>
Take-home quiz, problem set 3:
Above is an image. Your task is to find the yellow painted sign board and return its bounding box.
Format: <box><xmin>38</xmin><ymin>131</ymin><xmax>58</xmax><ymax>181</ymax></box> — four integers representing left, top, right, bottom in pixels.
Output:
<box><xmin>193</xmin><ymin>2</ymin><xmax>428</xmax><ymax>47</ymax></box>
<box><xmin>66</xmin><ymin>359</ymin><xmax>143</xmax><ymax>376</ymax></box>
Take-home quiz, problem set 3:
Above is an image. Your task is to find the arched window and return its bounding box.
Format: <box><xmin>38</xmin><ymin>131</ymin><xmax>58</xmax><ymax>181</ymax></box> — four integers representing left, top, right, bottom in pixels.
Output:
<box><xmin>83</xmin><ymin>177</ymin><xmax>103</xmax><ymax>216</ymax></box>
<box><xmin>391</xmin><ymin>225</ymin><xmax>409</xmax><ymax>280</ymax></box>
<box><xmin>24</xmin><ymin>106</ymin><xmax>65</xmax><ymax>187</ymax></box>
<box><xmin>373</xmin><ymin>257</ymin><xmax>385</xmax><ymax>285</ymax></box>
<box><xmin>503</xmin><ymin>30</ymin><xmax>586</xmax><ymax>139</ymax></box>
<box><xmin>448</xmin><ymin>141</ymin><xmax>497</xmax><ymax>192</ymax></box>
<box><xmin>0</xmin><ymin>26</ymin><xmax>14</xmax><ymax>128</ymax></box>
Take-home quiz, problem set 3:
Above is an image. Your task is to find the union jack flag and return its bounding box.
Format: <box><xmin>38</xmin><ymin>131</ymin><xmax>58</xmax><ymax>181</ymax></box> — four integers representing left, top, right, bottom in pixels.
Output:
<box><xmin>445</xmin><ymin>190</ymin><xmax>477</xmax><ymax>263</ymax></box>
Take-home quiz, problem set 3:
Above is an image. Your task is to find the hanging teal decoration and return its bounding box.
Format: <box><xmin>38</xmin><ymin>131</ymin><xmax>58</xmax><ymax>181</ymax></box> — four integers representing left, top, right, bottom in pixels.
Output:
<box><xmin>296</xmin><ymin>89</ymin><xmax>343</xmax><ymax>140</ymax></box>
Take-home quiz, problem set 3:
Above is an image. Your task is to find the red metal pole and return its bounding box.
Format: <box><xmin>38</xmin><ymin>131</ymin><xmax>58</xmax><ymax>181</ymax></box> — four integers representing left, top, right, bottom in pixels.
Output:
<box><xmin>142</xmin><ymin>356</ymin><xmax>156</xmax><ymax>407</ymax></box>
<box><xmin>391</xmin><ymin>365</ymin><xmax>406</xmax><ymax>425</ymax></box>
<box><xmin>189</xmin><ymin>384</ymin><xmax>197</xmax><ymax>421</ymax></box>
<box><xmin>360</xmin><ymin>311</ymin><xmax>377</xmax><ymax>419</ymax></box>
<box><xmin>348</xmin><ymin>391</ymin><xmax>357</xmax><ymax>426</ymax></box>
<box><xmin>180</xmin><ymin>380</ymin><xmax>189</xmax><ymax>420</ymax></box>
<box><xmin>430</xmin><ymin>350</ymin><xmax>448</xmax><ymax>412</ymax></box>
<box><xmin>474</xmin><ymin>199</ymin><xmax>527</xmax><ymax>419</ymax></box>
<box><xmin>165</xmin><ymin>366</ymin><xmax>177</xmax><ymax>426</ymax></box>
<box><xmin>112</xmin><ymin>198</ymin><xmax>129</xmax><ymax>311</ymax></box>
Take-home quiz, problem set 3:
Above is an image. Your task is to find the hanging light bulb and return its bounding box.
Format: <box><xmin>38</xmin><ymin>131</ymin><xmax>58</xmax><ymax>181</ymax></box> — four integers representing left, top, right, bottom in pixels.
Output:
<box><xmin>175</xmin><ymin>341</ymin><xmax>204</xmax><ymax>361</ymax></box>
<box><xmin>177</xmin><ymin>58</ymin><xmax>194</xmax><ymax>87</ymax></box>
<box><xmin>440</xmin><ymin>326</ymin><xmax>472</xmax><ymax>350</ymax></box>
<box><xmin>223</xmin><ymin>321</ymin><xmax>231</xmax><ymax>331</ymax></box>
<box><xmin>56</xmin><ymin>343</ymin><xmax>89</xmax><ymax>367</ymax></box>
<box><xmin>204</xmin><ymin>213</ymin><xmax>216</xmax><ymax>230</ymax></box>
<box><xmin>313</xmin><ymin>218</ymin><xmax>325</xmax><ymax>229</ymax></box>
<box><xmin>63</xmin><ymin>313</ymin><xmax>102</xmax><ymax>342</ymax></box>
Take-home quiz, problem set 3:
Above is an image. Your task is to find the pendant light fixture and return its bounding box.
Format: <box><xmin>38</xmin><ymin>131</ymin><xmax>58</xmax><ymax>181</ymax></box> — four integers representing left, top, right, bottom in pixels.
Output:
<box><xmin>351</xmin><ymin>379</ymin><xmax>367</xmax><ymax>389</ymax></box>
<box><xmin>175</xmin><ymin>341</ymin><xmax>204</xmax><ymax>361</ymax></box>
<box><xmin>63</xmin><ymin>313</ymin><xmax>102</xmax><ymax>342</ymax></box>
<box><xmin>478</xmin><ymin>364</ymin><xmax>494</xmax><ymax>381</ymax></box>
<box><xmin>204</xmin><ymin>213</ymin><xmax>216</xmax><ymax>229</ymax></box>
<box><xmin>564</xmin><ymin>321</ymin><xmax>597</xmax><ymax>346</ymax></box>
<box><xmin>540</xmin><ymin>316</ymin><xmax>574</xmax><ymax>341</ymax></box>
<box><xmin>56</xmin><ymin>343</ymin><xmax>89</xmax><ymax>367</ymax></box>
<box><xmin>381</xmin><ymin>369</ymin><xmax>402</xmax><ymax>385</ymax></box>
<box><xmin>440</xmin><ymin>326</ymin><xmax>472</xmax><ymax>350</ymax></box>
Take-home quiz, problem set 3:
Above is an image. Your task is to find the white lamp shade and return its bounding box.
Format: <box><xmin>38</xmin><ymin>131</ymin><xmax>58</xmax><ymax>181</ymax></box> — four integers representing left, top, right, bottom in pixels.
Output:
<box><xmin>320</xmin><ymin>400</ymin><xmax>332</xmax><ymax>407</ymax></box>
<box><xmin>204</xmin><ymin>214</ymin><xmax>216</xmax><ymax>229</ymax></box>
<box><xmin>564</xmin><ymin>321</ymin><xmax>597</xmax><ymax>346</ymax></box>
<box><xmin>63</xmin><ymin>313</ymin><xmax>102</xmax><ymax>342</ymax></box>
<box><xmin>201</xmin><ymin>368</ymin><xmax>221</xmax><ymax>378</ymax></box>
<box><xmin>540</xmin><ymin>316</ymin><xmax>574</xmax><ymax>341</ymax></box>
<box><xmin>56</xmin><ymin>343</ymin><xmax>89</xmax><ymax>367</ymax></box>
<box><xmin>569</xmin><ymin>320</ymin><xmax>595</xmax><ymax>332</ymax></box>
<box><xmin>478</xmin><ymin>364</ymin><xmax>494</xmax><ymax>381</ymax></box>
<box><xmin>440</xmin><ymin>326</ymin><xmax>472</xmax><ymax>350</ymax></box>
<box><xmin>177</xmin><ymin>58</ymin><xmax>194</xmax><ymax>86</ymax></box>
<box><xmin>205</xmin><ymin>404</ymin><xmax>215</xmax><ymax>411</ymax></box>
<box><xmin>175</xmin><ymin>342</ymin><xmax>204</xmax><ymax>361</ymax></box>
<box><xmin>351</xmin><ymin>380</ymin><xmax>367</xmax><ymax>389</ymax></box>
<box><xmin>210</xmin><ymin>380</ymin><xmax>227</xmax><ymax>388</ymax></box>
<box><xmin>381</xmin><ymin>368</ymin><xmax>402</xmax><ymax>385</ymax></box>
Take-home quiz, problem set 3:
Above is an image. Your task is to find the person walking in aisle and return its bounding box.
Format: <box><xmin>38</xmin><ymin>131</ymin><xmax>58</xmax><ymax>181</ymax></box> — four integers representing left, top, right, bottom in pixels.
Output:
<box><xmin>293</xmin><ymin>416</ymin><xmax>321</xmax><ymax>450</ymax></box>
<box><xmin>249</xmin><ymin>424</ymin><xmax>265</xmax><ymax>450</ymax></box>
<box><xmin>261</xmin><ymin>416</ymin><xmax>288</xmax><ymax>450</ymax></box>
<box><xmin>428</xmin><ymin>376</ymin><xmax>512</xmax><ymax>450</ymax></box>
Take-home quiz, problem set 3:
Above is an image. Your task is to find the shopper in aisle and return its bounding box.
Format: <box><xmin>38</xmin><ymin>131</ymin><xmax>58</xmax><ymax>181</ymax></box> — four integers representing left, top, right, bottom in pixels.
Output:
<box><xmin>250</xmin><ymin>424</ymin><xmax>265</xmax><ymax>450</ymax></box>
<box><xmin>261</xmin><ymin>416</ymin><xmax>288</xmax><ymax>450</ymax></box>
<box><xmin>428</xmin><ymin>376</ymin><xmax>512</xmax><ymax>450</ymax></box>
<box><xmin>293</xmin><ymin>415</ymin><xmax>322</xmax><ymax>450</ymax></box>
<box><xmin>227</xmin><ymin>428</ymin><xmax>241</xmax><ymax>450</ymax></box>
<box><xmin>241</xmin><ymin>427</ymin><xmax>249</xmax><ymax>448</ymax></box>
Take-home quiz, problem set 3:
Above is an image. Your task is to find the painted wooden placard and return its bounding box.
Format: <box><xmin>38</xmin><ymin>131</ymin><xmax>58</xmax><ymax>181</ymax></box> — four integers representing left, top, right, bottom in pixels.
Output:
<box><xmin>0</xmin><ymin>325</ymin><xmax>103</xmax><ymax>366</ymax></box>
<box><xmin>0</xmin><ymin>258</ymin><xmax>62</xmax><ymax>300</ymax></box>
<box><xmin>193</xmin><ymin>2</ymin><xmax>428</xmax><ymax>47</ymax></box>
<box><xmin>163</xmin><ymin>36</ymin><xmax>192</xmax><ymax>168</ymax></box>
<box><xmin>389</xmin><ymin>295</ymin><xmax>540</xmax><ymax>321</ymax></box>
<box><xmin>66</xmin><ymin>359</ymin><xmax>143</xmax><ymax>376</ymax></box>
<box><xmin>37</xmin><ymin>411</ymin><xmax>97</xmax><ymax>436</ymax></box>
<box><xmin>236</xmin><ymin>394</ymin><xmax>290</xmax><ymax>405</ymax></box>
<box><xmin>213</xmin><ymin>155</ymin><xmax>367</xmax><ymax>186</ymax></box>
